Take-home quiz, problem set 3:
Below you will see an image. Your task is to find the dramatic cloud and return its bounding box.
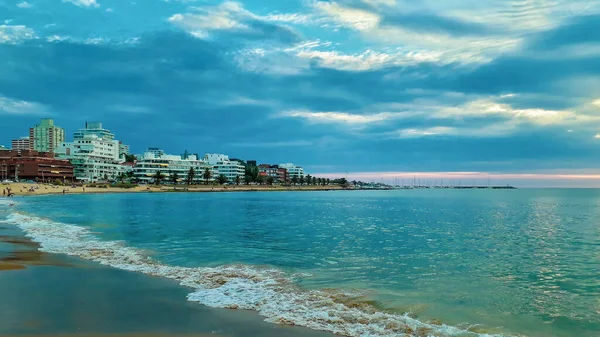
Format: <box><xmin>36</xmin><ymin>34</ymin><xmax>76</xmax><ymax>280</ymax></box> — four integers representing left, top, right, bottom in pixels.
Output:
<box><xmin>1</xmin><ymin>0</ymin><xmax>600</xmax><ymax>183</ymax></box>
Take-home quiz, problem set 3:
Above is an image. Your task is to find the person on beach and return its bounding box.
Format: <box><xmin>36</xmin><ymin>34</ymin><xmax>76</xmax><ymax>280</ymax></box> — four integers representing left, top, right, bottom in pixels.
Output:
<box><xmin>2</xmin><ymin>189</ymin><xmax>5</xmax><ymax>196</ymax></box>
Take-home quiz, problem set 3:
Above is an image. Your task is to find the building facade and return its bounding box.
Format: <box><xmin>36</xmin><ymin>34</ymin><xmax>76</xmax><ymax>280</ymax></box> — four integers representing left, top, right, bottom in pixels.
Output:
<box><xmin>29</xmin><ymin>118</ymin><xmax>65</xmax><ymax>153</ymax></box>
<box><xmin>204</xmin><ymin>154</ymin><xmax>244</xmax><ymax>182</ymax></box>
<box><xmin>119</xmin><ymin>142</ymin><xmax>130</xmax><ymax>156</ymax></box>
<box><xmin>279</xmin><ymin>163</ymin><xmax>304</xmax><ymax>178</ymax></box>
<box><xmin>11</xmin><ymin>137</ymin><xmax>32</xmax><ymax>151</ymax></box>
<box><xmin>134</xmin><ymin>151</ymin><xmax>210</xmax><ymax>184</ymax></box>
<box><xmin>0</xmin><ymin>150</ymin><xmax>74</xmax><ymax>182</ymax></box>
<box><xmin>56</xmin><ymin>122</ymin><xmax>126</xmax><ymax>182</ymax></box>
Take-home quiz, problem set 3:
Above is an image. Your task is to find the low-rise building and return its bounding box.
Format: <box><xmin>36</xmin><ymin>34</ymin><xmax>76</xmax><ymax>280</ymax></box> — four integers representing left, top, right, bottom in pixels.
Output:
<box><xmin>134</xmin><ymin>151</ymin><xmax>210</xmax><ymax>184</ymax></box>
<box><xmin>205</xmin><ymin>154</ymin><xmax>244</xmax><ymax>183</ymax></box>
<box><xmin>11</xmin><ymin>137</ymin><xmax>32</xmax><ymax>151</ymax></box>
<box><xmin>0</xmin><ymin>150</ymin><xmax>74</xmax><ymax>182</ymax></box>
<box><xmin>279</xmin><ymin>163</ymin><xmax>304</xmax><ymax>178</ymax></box>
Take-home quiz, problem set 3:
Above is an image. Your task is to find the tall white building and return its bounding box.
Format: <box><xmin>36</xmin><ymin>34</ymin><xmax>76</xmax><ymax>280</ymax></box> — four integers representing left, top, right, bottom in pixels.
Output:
<box><xmin>134</xmin><ymin>151</ymin><xmax>210</xmax><ymax>184</ymax></box>
<box><xmin>279</xmin><ymin>163</ymin><xmax>305</xmax><ymax>178</ymax></box>
<box><xmin>204</xmin><ymin>154</ymin><xmax>244</xmax><ymax>182</ymax></box>
<box><xmin>56</xmin><ymin>122</ymin><xmax>126</xmax><ymax>182</ymax></box>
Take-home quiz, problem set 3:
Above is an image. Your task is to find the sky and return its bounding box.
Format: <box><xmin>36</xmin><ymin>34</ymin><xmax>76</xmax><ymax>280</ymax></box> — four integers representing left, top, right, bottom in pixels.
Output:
<box><xmin>1</xmin><ymin>0</ymin><xmax>600</xmax><ymax>186</ymax></box>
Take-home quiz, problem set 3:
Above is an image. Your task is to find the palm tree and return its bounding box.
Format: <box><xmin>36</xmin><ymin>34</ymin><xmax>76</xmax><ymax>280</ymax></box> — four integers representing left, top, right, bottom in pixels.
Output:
<box><xmin>326</xmin><ymin>178</ymin><xmax>330</xmax><ymax>185</ymax></box>
<box><xmin>203</xmin><ymin>168</ymin><xmax>211</xmax><ymax>185</ymax></box>
<box><xmin>235</xmin><ymin>175</ymin><xmax>241</xmax><ymax>185</ymax></box>
<box><xmin>126</xmin><ymin>170</ymin><xmax>135</xmax><ymax>180</ymax></box>
<box><xmin>312</xmin><ymin>177</ymin><xmax>317</xmax><ymax>186</ymax></box>
<box><xmin>291</xmin><ymin>176</ymin><xmax>298</xmax><ymax>185</ymax></box>
<box><xmin>217</xmin><ymin>174</ymin><xmax>228</xmax><ymax>185</ymax></box>
<box><xmin>187</xmin><ymin>167</ymin><xmax>196</xmax><ymax>186</ymax></box>
<box><xmin>306</xmin><ymin>174</ymin><xmax>312</xmax><ymax>185</ymax></box>
<box><xmin>299</xmin><ymin>176</ymin><xmax>305</xmax><ymax>186</ymax></box>
<box><xmin>153</xmin><ymin>170</ymin><xmax>165</xmax><ymax>185</ymax></box>
<box><xmin>171</xmin><ymin>172</ymin><xmax>179</xmax><ymax>186</ymax></box>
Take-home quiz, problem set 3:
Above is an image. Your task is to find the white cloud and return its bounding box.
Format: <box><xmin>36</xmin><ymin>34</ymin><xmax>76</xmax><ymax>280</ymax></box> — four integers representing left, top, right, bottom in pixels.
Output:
<box><xmin>168</xmin><ymin>2</ymin><xmax>249</xmax><ymax>35</ymax></box>
<box><xmin>16</xmin><ymin>1</ymin><xmax>32</xmax><ymax>8</ymax></box>
<box><xmin>592</xmin><ymin>99</ymin><xmax>600</xmax><ymax>107</ymax></box>
<box><xmin>262</xmin><ymin>13</ymin><xmax>312</xmax><ymax>24</ymax></box>
<box><xmin>280</xmin><ymin>110</ymin><xmax>402</xmax><ymax>124</ymax></box>
<box><xmin>308</xmin><ymin>1</ymin><xmax>527</xmax><ymax>66</ymax></box>
<box><xmin>313</xmin><ymin>1</ymin><xmax>380</xmax><ymax>31</ymax></box>
<box><xmin>595</xmin><ymin>134</ymin><xmax>600</xmax><ymax>139</ymax></box>
<box><xmin>393</xmin><ymin>123</ymin><xmax>518</xmax><ymax>138</ymax></box>
<box><xmin>0</xmin><ymin>25</ymin><xmax>36</xmax><ymax>44</ymax></box>
<box><xmin>106</xmin><ymin>7</ymin><xmax>113</xmax><ymax>12</ymax></box>
<box><xmin>63</xmin><ymin>0</ymin><xmax>100</xmax><ymax>8</ymax></box>
<box><xmin>295</xmin><ymin>48</ymin><xmax>444</xmax><ymax>70</ymax></box>
<box><xmin>0</xmin><ymin>96</ymin><xmax>48</xmax><ymax>116</ymax></box>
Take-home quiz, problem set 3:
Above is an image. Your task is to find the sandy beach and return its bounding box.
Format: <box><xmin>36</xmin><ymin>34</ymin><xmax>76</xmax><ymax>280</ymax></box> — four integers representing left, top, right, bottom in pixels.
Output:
<box><xmin>1</xmin><ymin>182</ymin><xmax>345</xmax><ymax>197</ymax></box>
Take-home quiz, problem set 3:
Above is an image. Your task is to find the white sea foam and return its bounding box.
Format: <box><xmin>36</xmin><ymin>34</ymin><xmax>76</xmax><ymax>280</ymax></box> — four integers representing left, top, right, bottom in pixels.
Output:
<box><xmin>6</xmin><ymin>212</ymin><xmax>512</xmax><ymax>337</ymax></box>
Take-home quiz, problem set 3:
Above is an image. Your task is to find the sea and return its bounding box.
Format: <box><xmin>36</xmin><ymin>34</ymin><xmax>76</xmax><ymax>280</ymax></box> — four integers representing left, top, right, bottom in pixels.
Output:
<box><xmin>1</xmin><ymin>189</ymin><xmax>599</xmax><ymax>337</ymax></box>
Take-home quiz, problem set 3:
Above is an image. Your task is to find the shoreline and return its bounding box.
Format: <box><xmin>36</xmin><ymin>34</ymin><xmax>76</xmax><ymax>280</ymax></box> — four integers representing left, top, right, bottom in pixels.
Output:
<box><xmin>1</xmin><ymin>182</ymin><xmax>351</xmax><ymax>197</ymax></box>
<box><xmin>0</xmin><ymin>214</ymin><xmax>336</xmax><ymax>337</ymax></box>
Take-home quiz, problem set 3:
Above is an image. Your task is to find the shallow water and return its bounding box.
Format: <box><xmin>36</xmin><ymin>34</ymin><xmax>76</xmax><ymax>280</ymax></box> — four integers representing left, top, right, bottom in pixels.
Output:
<box><xmin>2</xmin><ymin>189</ymin><xmax>600</xmax><ymax>337</ymax></box>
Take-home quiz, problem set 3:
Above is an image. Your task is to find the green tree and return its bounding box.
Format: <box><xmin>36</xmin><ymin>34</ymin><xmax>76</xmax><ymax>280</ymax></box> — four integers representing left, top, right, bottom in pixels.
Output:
<box><xmin>217</xmin><ymin>174</ymin><xmax>228</xmax><ymax>185</ymax></box>
<box><xmin>256</xmin><ymin>175</ymin><xmax>265</xmax><ymax>185</ymax></box>
<box><xmin>352</xmin><ymin>180</ymin><xmax>358</xmax><ymax>188</ymax></box>
<box><xmin>103</xmin><ymin>173</ymin><xmax>109</xmax><ymax>181</ymax></box>
<box><xmin>124</xmin><ymin>154</ymin><xmax>137</xmax><ymax>162</ymax></box>
<box><xmin>187</xmin><ymin>167</ymin><xmax>196</xmax><ymax>185</ymax></box>
<box><xmin>153</xmin><ymin>170</ymin><xmax>165</xmax><ymax>185</ymax></box>
<box><xmin>326</xmin><ymin>178</ymin><xmax>330</xmax><ymax>185</ymax></box>
<box><xmin>244</xmin><ymin>174</ymin><xmax>253</xmax><ymax>185</ymax></box>
<box><xmin>244</xmin><ymin>165</ymin><xmax>258</xmax><ymax>183</ymax></box>
<box><xmin>312</xmin><ymin>177</ymin><xmax>317</xmax><ymax>186</ymax></box>
<box><xmin>203</xmin><ymin>168</ymin><xmax>212</xmax><ymax>185</ymax></box>
<box><xmin>266</xmin><ymin>176</ymin><xmax>274</xmax><ymax>185</ymax></box>
<box><xmin>291</xmin><ymin>176</ymin><xmax>298</xmax><ymax>185</ymax></box>
<box><xmin>171</xmin><ymin>172</ymin><xmax>179</xmax><ymax>185</ymax></box>
<box><xmin>306</xmin><ymin>174</ymin><xmax>312</xmax><ymax>185</ymax></box>
<box><xmin>299</xmin><ymin>176</ymin><xmax>305</xmax><ymax>186</ymax></box>
<box><xmin>235</xmin><ymin>175</ymin><xmax>241</xmax><ymax>185</ymax></box>
<box><xmin>339</xmin><ymin>178</ymin><xmax>348</xmax><ymax>186</ymax></box>
<box><xmin>126</xmin><ymin>170</ymin><xmax>135</xmax><ymax>180</ymax></box>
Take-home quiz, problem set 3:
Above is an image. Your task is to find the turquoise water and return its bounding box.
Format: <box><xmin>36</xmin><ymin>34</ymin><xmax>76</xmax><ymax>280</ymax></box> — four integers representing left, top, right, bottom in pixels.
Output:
<box><xmin>2</xmin><ymin>189</ymin><xmax>600</xmax><ymax>337</ymax></box>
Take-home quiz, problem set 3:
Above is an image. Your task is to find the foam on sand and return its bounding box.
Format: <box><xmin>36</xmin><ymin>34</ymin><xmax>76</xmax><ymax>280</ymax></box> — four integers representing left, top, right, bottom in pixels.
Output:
<box><xmin>6</xmin><ymin>212</ymin><xmax>514</xmax><ymax>337</ymax></box>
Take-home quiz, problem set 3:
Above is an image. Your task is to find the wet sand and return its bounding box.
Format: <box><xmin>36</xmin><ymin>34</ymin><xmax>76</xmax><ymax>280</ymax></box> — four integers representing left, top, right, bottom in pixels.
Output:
<box><xmin>0</xmin><ymin>226</ymin><xmax>336</xmax><ymax>337</ymax></box>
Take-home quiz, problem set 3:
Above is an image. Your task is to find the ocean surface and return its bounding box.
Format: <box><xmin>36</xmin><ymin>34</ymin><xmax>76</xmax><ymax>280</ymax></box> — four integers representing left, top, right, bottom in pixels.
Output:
<box><xmin>1</xmin><ymin>189</ymin><xmax>599</xmax><ymax>337</ymax></box>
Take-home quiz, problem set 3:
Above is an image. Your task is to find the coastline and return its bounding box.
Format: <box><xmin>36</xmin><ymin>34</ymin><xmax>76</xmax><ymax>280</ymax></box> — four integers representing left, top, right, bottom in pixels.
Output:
<box><xmin>1</xmin><ymin>182</ymin><xmax>347</xmax><ymax>197</ymax></box>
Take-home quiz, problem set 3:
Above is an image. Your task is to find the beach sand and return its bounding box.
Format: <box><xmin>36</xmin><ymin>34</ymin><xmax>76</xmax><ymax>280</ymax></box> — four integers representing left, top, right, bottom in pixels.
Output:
<box><xmin>0</xmin><ymin>225</ymin><xmax>336</xmax><ymax>337</ymax></box>
<box><xmin>1</xmin><ymin>182</ymin><xmax>345</xmax><ymax>197</ymax></box>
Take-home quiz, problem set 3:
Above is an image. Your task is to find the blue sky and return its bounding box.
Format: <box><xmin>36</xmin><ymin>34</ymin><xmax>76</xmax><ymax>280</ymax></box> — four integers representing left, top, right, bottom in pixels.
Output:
<box><xmin>1</xmin><ymin>0</ymin><xmax>600</xmax><ymax>185</ymax></box>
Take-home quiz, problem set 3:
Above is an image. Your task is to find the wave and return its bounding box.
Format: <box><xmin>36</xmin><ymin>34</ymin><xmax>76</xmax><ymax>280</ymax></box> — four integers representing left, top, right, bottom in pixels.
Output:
<box><xmin>6</xmin><ymin>212</ymin><xmax>512</xmax><ymax>337</ymax></box>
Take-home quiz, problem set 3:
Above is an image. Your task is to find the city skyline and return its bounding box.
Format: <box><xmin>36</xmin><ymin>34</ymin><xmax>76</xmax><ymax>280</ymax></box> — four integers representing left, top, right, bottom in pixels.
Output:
<box><xmin>2</xmin><ymin>0</ymin><xmax>600</xmax><ymax>186</ymax></box>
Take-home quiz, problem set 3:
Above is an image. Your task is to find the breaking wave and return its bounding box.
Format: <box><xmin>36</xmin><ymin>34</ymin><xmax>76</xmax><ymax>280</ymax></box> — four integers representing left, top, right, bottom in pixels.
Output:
<box><xmin>6</xmin><ymin>212</ymin><xmax>513</xmax><ymax>337</ymax></box>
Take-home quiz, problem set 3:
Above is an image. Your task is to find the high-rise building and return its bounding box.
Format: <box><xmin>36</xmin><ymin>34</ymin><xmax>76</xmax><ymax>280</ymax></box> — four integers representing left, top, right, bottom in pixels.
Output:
<box><xmin>55</xmin><ymin>122</ymin><xmax>126</xmax><ymax>182</ymax></box>
<box><xmin>11</xmin><ymin>136</ymin><xmax>31</xmax><ymax>150</ymax></box>
<box><xmin>29</xmin><ymin>118</ymin><xmax>65</xmax><ymax>153</ymax></box>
